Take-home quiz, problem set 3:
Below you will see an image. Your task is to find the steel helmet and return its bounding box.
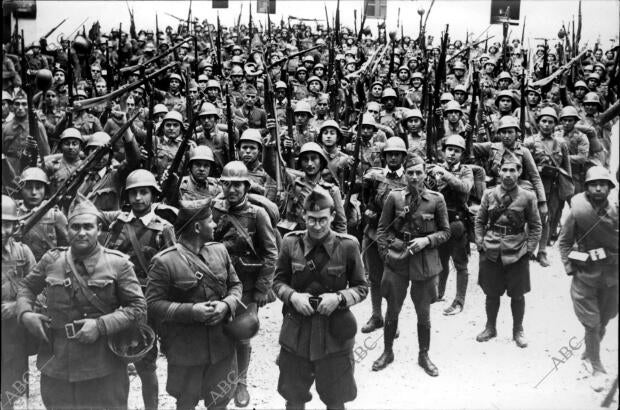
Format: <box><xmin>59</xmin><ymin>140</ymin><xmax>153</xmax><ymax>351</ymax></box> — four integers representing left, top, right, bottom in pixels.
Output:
<box><xmin>525</xmin><ymin>86</ymin><xmax>541</xmax><ymax>96</ymax></box>
<box><xmin>153</xmin><ymin>104</ymin><xmax>169</xmax><ymax>116</ymax></box>
<box><xmin>2</xmin><ymin>91</ymin><xmax>13</xmax><ymax>102</ymax></box>
<box><xmin>220</xmin><ymin>160</ymin><xmax>251</xmax><ymax>183</ymax></box>
<box><xmin>370</xmin><ymin>80</ymin><xmax>384</xmax><ymax>89</ymax></box>
<box><xmin>35</xmin><ymin>69</ymin><xmax>53</xmax><ymax>91</ymax></box>
<box><xmin>21</xmin><ymin>167</ymin><xmax>50</xmax><ymax>185</ymax></box>
<box><xmin>294</xmin><ymin>100</ymin><xmax>313</xmax><ymax>115</ymax></box>
<box><xmin>585</xmin><ymin>166</ymin><xmax>616</xmax><ymax>188</ymax></box>
<box><xmin>223</xmin><ymin>302</ymin><xmax>260</xmax><ymax>340</ymax></box>
<box><xmin>237</xmin><ymin>129</ymin><xmax>264</xmax><ymax>149</ymax></box>
<box><xmin>397</xmin><ymin>65</ymin><xmax>410</xmax><ymax>73</ymax></box>
<box><xmin>86</xmin><ymin>132</ymin><xmax>112</xmax><ymax>148</ymax></box>
<box><xmin>297</xmin><ymin>142</ymin><xmax>328</xmax><ymax>169</ymax></box>
<box><xmin>484</xmin><ymin>59</ymin><xmax>497</xmax><ymax>67</ymax></box>
<box><xmin>230</xmin><ymin>55</ymin><xmax>244</xmax><ymax>65</ymax></box>
<box><xmin>125</xmin><ymin>169</ymin><xmax>161</xmax><ymax>193</ymax></box>
<box><xmin>296</xmin><ymin>66</ymin><xmax>308</xmax><ymax>74</ymax></box>
<box><xmin>162</xmin><ymin>110</ymin><xmax>184</xmax><ymax>125</ymax></box>
<box><xmin>198</xmin><ymin>74</ymin><xmax>209</xmax><ymax>82</ymax></box>
<box><xmin>444</xmin><ymin>100</ymin><xmax>462</xmax><ymax>114</ymax></box>
<box><xmin>307</xmin><ymin>76</ymin><xmax>323</xmax><ymax>90</ymax></box>
<box><xmin>536</xmin><ymin>107</ymin><xmax>558</xmax><ymax>122</ymax></box>
<box><xmin>381</xmin><ymin>88</ymin><xmax>398</xmax><ymax>100</ymax></box>
<box><xmin>586</xmin><ymin>73</ymin><xmax>601</xmax><ymax>82</ymax></box>
<box><xmin>440</xmin><ymin>92</ymin><xmax>454</xmax><ymax>102</ymax></box>
<box><xmin>60</xmin><ymin>127</ymin><xmax>83</xmax><ymax>143</ymax></box>
<box><xmin>495</xmin><ymin>90</ymin><xmax>518</xmax><ymax>107</ymax></box>
<box><xmin>230</xmin><ymin>65</ymin><xmax>244</xmax><ymax>76</ymax></box>
<box><xmin>319</xmin><ymin>119</ymin><xmax>342</xmax><ymax>143</ymax></box>
<box><xmin>274</xmin><ymin>81</ymin><xmax>287</xmax><ymax>90</ymax></box>
<box><xmin>197</xmin><ymin>59</ymin><xmax>212</xmax><ymax>71</ymax></box>
<box><xmin>411</xmin><ymin>72</ymin><xmax>424</xmax><ymax>80</ymax></box>
<box><xmin>168</xmin><ymin>73</ymin><xmax>183</xmax><ymax>84</ymax></box>
<box><xmin>453</xmin><ymin>61</ymin><xmax>466</xmax><ymax>71</ymax></box>
<box><xmin>313</xmin><ymin>63</ymin><xmax>326</xmax><ymax>71</ymax></box>
<box><xmin>453</xmin><ymin>84</ymin><xmax>468</xmax><ymax>94</ymax></box>
<box><xmin>302</xmin><ymin>55</ymin><xmax>315</xmax><ymax>63</ymax></box>
<box><xmin>2</xmin><ymin>195</ymin><xmax>19</xmax><ymax>221</ymax></box>
<box><xmin>206</xmin><ymin>79</ymin><xmax>221</xmax><ymax>90</ymax></box>
<box><xmin>496</xmin><ymin>115</ymin><xmax>521</xmax><ymax>131</ymax></box>
<box><xmin>496</xmin><ymin>71</ymin><xmax>513</xmax><ymax>83</ymax></box>
<box><xmin>559</xmin><ymin>106</ymin><xmax>580</xmax><ymax>120</ymax></box>
<box><xmin>573</xmin><ymin>80</ymin><xmax>588</xmax><ymax>90</ymax></box>
<box><xmin>383</xmin><ymin>137</ymin><xmax>408</xmax><ymax>154</ymax></box>
<box><xmin>189</xmin><ymin>145</ymin><xmax>215</xmax><ymax>163</ymax></box>
<box><xmin>198</xmin><ymin>103</ymin><xmax>220</xmax><ymax>118</ymax></box>
<box><xmin>107</xmin><ymin>323</ymin><xmax>156</xmax><ymax>364</ymax></box>
<box><xmin>442</xmin><ymin>135</ymin><xmax>466</xmax><ymax>151</ymax></box>
<box><xmin>361</xmin><ymin>113</ymin><xmax>378</xmax><ymax>129</ymax></box>
<box><xmin>402</xmin><ymin>108</ymin><xmax>425</xmax><ymax>124</ymax></box>
<box><xmin>583</xmin><ymin>92</ymin><xmax>602</xmax><ymax>108</ymax></box>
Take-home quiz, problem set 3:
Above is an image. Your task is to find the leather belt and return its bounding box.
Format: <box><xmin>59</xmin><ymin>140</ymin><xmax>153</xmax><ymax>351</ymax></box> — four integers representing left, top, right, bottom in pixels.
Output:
<box><xmin>489</xmin><ymin>224</ymin><xmax>524</xmax><ymax>236</ymax></box>
<box><xmin>394</xmin><ymin>231</ymin><xmax>426</xmax><ymax>242</ymax></box>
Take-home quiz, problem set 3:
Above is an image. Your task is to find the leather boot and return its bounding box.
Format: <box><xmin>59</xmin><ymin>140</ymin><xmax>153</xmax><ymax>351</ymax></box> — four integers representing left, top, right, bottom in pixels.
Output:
<box><xmin>372</xmin><ymin>319</ymin><xmax>397</xmax><ymax>371</ymax></box>
<box><xmin>417</xmin><ymin>324</ymin><xmax>438</xmax><ymax>377</ymax></box>
<box><xmin>234</xmin><ymin>343</ymin><xmax>252</xmax><ymax>407</ymax></box>
<box><xmin>476</xmin><ymin>296</ymin><xmax>499</xmax><ymax>342</ymax></box>
<box><xmin>537</xmin><ymin>252</ymin><xmax>550</xmax><ymax>267</ymax></box>
<box><xmin>361</xmin><ymin>316</ymin><xmax>383</xmax><ymax>333</ymax></box>
<box><xmin>285</xmin><ymin>401</ymin><xmax>306</xmax><ymax>410</ymax></box>
<box><xmin>362</xmin><ymin>284</ymin><xmax>383</xmax><ymax>333</ymax></box>
<box><xmin>138</xmin><ymin>368</ymin><xmax>159</xmax><ymax>410</ymax></box>
<box><xmin>326</xmin><ymin>403</ymin><xmax>345</xmax><ymax>410</ymax></box>
<box><xmin>511</xmin><ymin>297</ymin><xmax>528</xmax><ymax>348</ymax></box>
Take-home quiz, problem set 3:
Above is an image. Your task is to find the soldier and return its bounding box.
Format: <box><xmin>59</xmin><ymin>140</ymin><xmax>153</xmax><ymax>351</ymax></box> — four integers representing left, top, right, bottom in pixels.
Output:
<box><xmin>432</xmin><ymin>136</ymin><xmax>474</xmax><ymax>315</ymax></box>
<box><xmin>178</xmin><ymin>145</ymin><xmax>222</xmax><ymax>202</ymax></box>
<box><xmin>2</xmin><ymin>91</ymin><xmax>13</xmax><ymax>125</ymax></box>
<box><xmin>77</xmin><ymin>131</ymin><xmax>139</xmax><ymax>211</ymax></box>
<box><xmin>100</xmin><ymin>169</ymin><xmax>176</xmax><ymax>410</ymax></box>
<box><xmin>273</xmin><ymin>186</ymin><xmax>368</xmax><ymax>409</ymax></box>
<box><xmin>318</xmin><ymin>120</ymin><xmax>352</xmax><ymax>185</ymax></box>
<box><xmin>1</xmin><ymin>195</ymin><xmax>37</xmax><ymax>410</ymax></box>
<box><xmin>234</xmin><ymin>85</ymin><xmax>267</xmax><ymax>134</ymax></box>
<box><xmin>360</xmin><ymin>137</ymin><xmax>408</xmax><ymax>334</ymax></box>
<box><xmin>71</xmin><ymin>91</ymin><xmax>104</xmax><ymax>136</ymax></box>
<box><xmin>474</xmin><ymin>159</ymin><xmax>542</xmax><ymax>348</ymax></box>
<box><xmin>283</xmin><ymin>101</ymin><xmax>319</xmax><ymax>156</ymax></box>
<box><xmin>558</xmin><ymin>106</ymin><xmax>590</xmax><ymax>194</ymax></box>
<box><xmin>17</xmin><ymin>167</ymin><xmax>69</xmax><ymax>261</ymax></box>
<box><xmin>379</xmin><ymin>88</ymin><xmax>403</xmax><ymax>137</ymax></box>
<box><xmin>558</xmin><ymin>166</ymin><xmax>618</xmax><ymax>392</ymax></box>
<box><xmin>373</xmin><ymin>155</ymin><xmax>450</xmax><ymax>375</ymax></box>
<box><xmin>163</xmin><ymin>73</ymin><xmax>186</xmax><ymax>115</ymax></box>
<box><xmin>524</xmin><ymin>107</ymin><xmax>572</xmax><ymax>267</ymax></box>
<box><xmin>146</xmin><ymin>198</ymin><xmax>242</xmax><ymax>410</ymax></box>
<box><xmin>401</xmin><ymin>109</ymin><xmax>427</xmax><ymax>159</ymax></box>
<box><xmin>212</xmin><ymin>161</ymin><xmax>278</xmax><ymax>408</ymax></box>
<box><xmin>43</xmin><ymin>127</ymin><xmax>83</xmax><ymax>192</ymax></box>
<box><xmin>155</xmin><ymin>110</ymin><xmax>187</xmax><ymax>179</ymax></box>
<box><xmin>195</xmin><ymin>103</ymin><xmax>229</xmax><ymax>174</ymax></box>
<box><xmin>237</xmin><ymin>129</ymin><xmax>277</xmax><ymax>200</ymax></box>
<box><xmin>17</xmin><ymin>194</ymin><xmax>147</xmax><ymax>409</ymax></box>
<box><xmin>265</xmin><ymin>139</ymin><xmax>347</xmax><ymax>234</ymax></box>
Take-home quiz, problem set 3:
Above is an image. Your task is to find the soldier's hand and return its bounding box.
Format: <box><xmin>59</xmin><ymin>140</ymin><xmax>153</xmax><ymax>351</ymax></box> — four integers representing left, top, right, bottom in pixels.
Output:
<box><xmin>435</xmin><ymin>107</ymin><xmax>443</xmax><ymax>117</ymax></box>
<box><xmin>408</xmin><ymin>237</ymin><xmax>430</xmax><ymax>254</ymax></box>
<box><xmin>464</xmin><ymin>123</ymin><xmax>473</xmax><ymax>133</ymax></box>
<box><xmin>538</xmin><ymin>202</ymin><xmax>548</xmax><ymax>221</ymax></box>
<box><xmin>282</xmin><ymin>138</ymin><xmax>294</xmax><ymax>148</ymax></box>
<box><xmin>254</xmin><ymin>291</ymin><xmax>271</xmax><ymax>307</ymax></box>
<box><xmin>290</xmin><ymin>292</ymin><xmax>314</xmax><ymax>316</ymax></box>
<box><xmin>364</xmin><ymin>209</ymin><xmax>377</xmax><ymax>221</ymax></box>
<box><xmin>204</xmin><ymin>301</ymin><xmax>229</xmax><ymax>325</ymax></box>
<box><xmin>1</xmin><ymin>301</ymin><xmax>17</xmax><ymax>320</ymax></box>
<box><xmin>266</xmin><ymin>118</ymin><xmax>277</xmax><ymax>131</ymax></box>
<box><xmin>74</xmin><ymin>318</ymin><xmax>100</xmax><ymax>343</ymax></box>
<box><xmin>316</xmin><ymin>293</ymin><xmax>340</xmax><ymax>316</ymax></box>
<box><xmin>22</xmin><ymin>312</ymin><xmax>51</xmax><ymax>343</ymax></box>
<box><xmin>192</xmin><ymin>302</ymin><xmax>215</xmax><ymax>323</ymax></box>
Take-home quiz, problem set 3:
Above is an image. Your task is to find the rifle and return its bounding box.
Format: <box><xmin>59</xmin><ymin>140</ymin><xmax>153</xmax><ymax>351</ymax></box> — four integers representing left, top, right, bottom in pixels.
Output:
<box><xmin>447</xmin><ymin>37</ymin><xmax>495</xmax><ymax>63</ymax></box>
<box><xmin>284</xmin><ymin>80</ymin><xmax>295</xmax><ymax>167</ymax></box>
<box><xmin>216</xmin><ymin>15</ymin><xmax>223</xmax><ymax>78</ymax></box>
<box><xmin>155</xmin><ymin>14</ymin><xmax>160</xmax><ymax>50</ymax></box>
<box><xmin>224</xmin><ymin>84</ymin><xmax>236</xmax><ymax>162</ymax></box>
<box><xmin>356</xmin><ymin>5</ymin><xmax>367</xmax><ymax>44</ymax></box>
<box><xmin>427</xmin><ymin>25</ymin><xmax>449</xmax><ymax>163</ymax></box>
<box><xmin>14</xmin><ymin>111</ymin><xmax>140</xmax><ymax>239</ymax></box>
<box><xmin>335</xmin><ymin>0</ymin><xmax>341</xmax><ymax>46</ymax></box>
<box><xmin>236</xmin><ymin>4</ymin><xmax>243</xmax><ymax>46</ymax></box>
<box><xmin>20</xmin><ymin>31</ymin><xmax>43</xmax><ymax>167</ymax></box>
<box><xmin>267</xmin><ymin>45</ymin><xmax>323</xmax><ymax>69</ymax></box>
<box><xmin>43</xmin><ymin>18</ymin><xmax>67</xmax><ymax>40</ymax></box>
<box><xmin>576</xmin><ymin>0</ymin><xmax>582</xmax><ymax>56</ymax></box>
<box><xmin>343</xmin><ymin>105</ymin><xmax>364</xmax><ymax>212</ymax></box>
<box><xmin>159</xmin><ymin>99</ymin><xmax>204</xmax><ymax>204</ymax></box>
<box><xmin>120</xmin><ymin>37</ymin><xmax>192</xmax><ymax>74</ymax></box>
<box><xmin>501</xmin><ymin>6</ymin><xmax>511</xmax><ymax>72</ymax></box>
<box><xmin>143</xmin><ymin>78</ymin><xmax>155</xmax><ymax>171</ymax></box>
<box><xmin>465</xmin><ymin>69</ymin><xmax>479</xmax><ymax>160</ymax></box>
<box><xmin>387</xmin><ymin>31</ymin><xmax>396</xmax><ymax>85</ymax></box>
<box><xmin>519</xmin><ymin>52</ymin><xmax>528</xmax><ymax>138</ymax></box>
<box><xmin>187</xmin><ymin>0</ymin><xmax>193</xmax><ymax>37</ymax></box>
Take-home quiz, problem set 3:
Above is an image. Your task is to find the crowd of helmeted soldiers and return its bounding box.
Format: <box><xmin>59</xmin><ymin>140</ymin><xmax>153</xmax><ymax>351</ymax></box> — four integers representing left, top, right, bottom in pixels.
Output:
<box><xmin>1</xmin><ymin>6</ymin><xmax>619</xmax><ymax>410</ymax></box>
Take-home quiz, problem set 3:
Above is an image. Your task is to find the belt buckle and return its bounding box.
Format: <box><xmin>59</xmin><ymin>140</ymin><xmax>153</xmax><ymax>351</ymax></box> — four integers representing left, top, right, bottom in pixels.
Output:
<box><xmin>65</xmin><ymin>323</ymin><xmax>77</xmax><ymax>339</ymax></box>
<box><xmin>495</xmin><ymin>224</ymin><xmax>507</xmax><ymax>235</ymax></box>
<box><xmin>195</xmin><ymin>271</ymin><xmax>204</xmax><ymax>280</ymax></box>
<box><xmin>63</xmin><ymin>278</ymin><xmax>72</xmax><ymax>287</ymax></box>
<box><xmin>402</xmin><ymin>232</ymin><xmax>411</xmax><ymax>242</ymax></box>
<box><xmin>307</xmin><ymin>260</ymin><xmax>316</xmax><ymax>272</ymax></box>
<box><xmin>589</xmin><ymin>248</ymin><xmax>607</xmax><ymax>261</ymax></box>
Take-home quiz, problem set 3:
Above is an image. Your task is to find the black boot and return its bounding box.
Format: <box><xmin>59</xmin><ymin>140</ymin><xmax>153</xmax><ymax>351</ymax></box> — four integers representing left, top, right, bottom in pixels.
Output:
<box><xmin>476</xmin><ymin>296</ymin><xmax>499</xmax><ymax>342</ymax></box>
<box><xmin>362</xmin><ymin>284</ymin><xmax>383</xmax><ymax>333</ymax></box>
<box><xmin>285</xmin><ymin>401</ymin><xmax>306</xmax><ymax>410</ymax></box>
<box><xmin>372</xmin><ymin>319</ymin><xmax>397</xmax><ymax>371</ymax></box>
<box><xmin>537</xmin><ymin>252</ymin><xmax>550</xmax><ymax>267</ymax></box>
<box><xmin>138</xmin><ymin>368</ymin><xmax>159</xmax><ymax>410</ymax></box>
<box><xmin>326</xmin><ymin>403</ymin><xmax>345</xmax><ymax>410</ymax></box>
<box><xmin>417</xmin><ymin>324</ymin><xmax>439</xmax><ymax>377</ymax></box>
<box><xmin>511</xmin><ymin>297</ymin><xmax>528</xmax><ymax>348</ymax></box>
<box><xmin>234</xmin><ymin>343</ymin><xmax>251</xmax><ymax>407</ymax></box>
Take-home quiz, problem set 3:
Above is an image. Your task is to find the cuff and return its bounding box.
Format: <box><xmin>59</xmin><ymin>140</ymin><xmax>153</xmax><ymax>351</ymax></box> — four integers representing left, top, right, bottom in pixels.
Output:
<box><xmin>96</xmin><ymin>317</ymin><xmax>107</xmax><ymax>336</ymax></box>
<box><xmin>281</xmin><ymin>288</ymin><xmax>295</xmax><ymax>305</ymax></box>
<box><xmin>222</xmin><ymin>296</ymin><xmax>239</xmax><ymax>319</ymax></box>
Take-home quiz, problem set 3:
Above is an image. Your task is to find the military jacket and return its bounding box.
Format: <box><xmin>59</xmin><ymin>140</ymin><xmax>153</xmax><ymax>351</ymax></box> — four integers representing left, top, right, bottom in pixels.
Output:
<box><xmin>16</xmin><ymin>245</ymin><xmax>146</xmax><ymax>382</ymax></box>
<box><xmin>44</xmin><ymin>154</ymin><xmax>82</xmax><ymax>194</ymax></box>
<box><xmin>18</xmin><ymin>203</ymin><xmax>69</xmax><ymax>261</ymax></box>
<box><xmin>146</xmin><ymin>242</ymin><xmax>242</xmax><ymax>366</ymax></box>
<box><xmin>179</xmin><ymin>174</ymin><xmax>221</xmax><ymax>201</ymax></box>
<box><xmin>71</xmin><ymin>111</ymin><xmax>103</xmax><ymax>136</ymax></box>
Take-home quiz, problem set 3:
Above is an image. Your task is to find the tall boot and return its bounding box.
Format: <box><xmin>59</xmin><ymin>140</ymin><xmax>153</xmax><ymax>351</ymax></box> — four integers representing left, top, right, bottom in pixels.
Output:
<box><xmin>326</xmin><ymin>403</ymin><xmax>345</xmax><ymax>410</ymax></box>
<box><xmin>234</xmin><ymin>342</ymin><xmax>252</xmax><ymax>407</ymax></box>
<box><xmin>372</xmin><ymin>319</ymin><xmax>397</xmax><ymax>371</ymax></box>
<box><xmin>285</xmin><ymin>402</ymin><xmax>305</xmax><ymax>410</ymax></box>
<box><xmin>584</xmin><ymin>326</ymin><xmax>606</xmax><ymax>391</ymax></box>
<box><xmin>476</xmin><ymin>296</ymin><xmax>499</xmax><ymax>342</ymax></box>
<box><xmin>138</xmin><ymin>368</ymin><xmax>159</xmax><ymax>410</ymax></box>
<box><xmin>511</xmin><ymin>297</ymin><xmax>528</xmax><ymax>348</ymax></box>
<box><xmin>361</xmin><ymin>283</ymin><xmax>384</xmax><ymax>333</ymax></box>
<box><xmin>417</xmin><ymin>324</ymin><xmax>439</xmax><ymax>377</ymax></box>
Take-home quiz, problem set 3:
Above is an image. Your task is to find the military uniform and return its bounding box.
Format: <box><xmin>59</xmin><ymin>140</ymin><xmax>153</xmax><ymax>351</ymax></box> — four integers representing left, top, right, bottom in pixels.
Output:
<box><xmin>273</xmin><ymin>230</ymin><xmax>368</xmax><ymax>407</ymax></box>
<box><xmin>43</xmin><ymin>153</ymin><xmax>82</xmax><ymax>194</ymax></box>
<box><xmin>178</xmin><ymin>174</ymin><xmax>221</xmax><ymax>201</ymax></box>
<box><xmin>474</xmin><ymin>183</ymin><xmax>542</xmax><ymax>346</ymax></box>
<box><xmin>1</xmin><ymin>239</ymin><xmax>36</xmax><ymax>410</ymax></box>
<box><xmin>433</xmin><ymin>162</ymin><xmax>474</xmax><ymax>309</ymax></box>
<box><xmin>16</xmin><ymin>245</ymin><xmax>147</xmax><ymax>409</ymax></box>
<box><xmin>163</xmin><ymin>91</ymin><xmax>186</xmax><ymax>116</ymax></box>
<box><xmin>71</xmin><ymin>110</ymin><xmax>103</xmax><ymax>136</ymax></box>
<box><xmin>560</xmin><ymin>128</ymin><xmax>590</xmax><ymax>194</ymax></box>
<box><xmin>17</xmin><ymin>203</ymin><xmax>69</xmax><ymax>262</ymax></box>
<box><xmin>146</xmin><ymin>242</ymin><xmax>242</xmax><ymax>409</ymax></box>
<box><xmin>2</xmin><ymin>117</ymin><xmax>50</xmax><ymax>175</ymax></box>
<box><xmin>195</xmin><ymin>130</ymin><xmax>229</xmax><ymax>175</ymax></box>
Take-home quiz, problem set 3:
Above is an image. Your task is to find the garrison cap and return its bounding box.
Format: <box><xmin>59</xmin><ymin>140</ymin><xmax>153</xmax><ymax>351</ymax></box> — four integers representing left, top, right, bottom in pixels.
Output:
<box><xmin>68</xmin><ymin>193</ymin><xmax>103</xmax><ymax>222</ymax></box>
<box><xmin>303</xmin><ymin>185</ymin><xmax>334</xmax><ymax>212</ymax></box>
<box><xmin>175</xmin><ymin>198</ymin><xmax>213</xmax><ymax>232</ymax></box>
<box><xmin>403</xmin><ymin>154</ymin><xmax>425</xmax><ymax>170</ymax></box>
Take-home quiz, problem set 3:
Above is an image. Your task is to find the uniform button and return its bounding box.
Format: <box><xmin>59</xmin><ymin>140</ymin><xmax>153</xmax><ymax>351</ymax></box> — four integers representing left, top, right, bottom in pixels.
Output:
<box><xmin>83</xmin><ymin>313</ymin><xmax>88</xmax><ymax>317</ymax></box>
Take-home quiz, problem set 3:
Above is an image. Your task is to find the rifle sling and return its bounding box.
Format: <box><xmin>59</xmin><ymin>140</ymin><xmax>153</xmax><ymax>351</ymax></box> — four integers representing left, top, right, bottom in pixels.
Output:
<box><xmin>225</xmin><ymin>212</ymin><xmax>259</xmax><ymax>258</ymax></box>
<box><xmin>123</xmin><ymin>223</ymin><xmax>150</xmax><ymax>275</ymax></box>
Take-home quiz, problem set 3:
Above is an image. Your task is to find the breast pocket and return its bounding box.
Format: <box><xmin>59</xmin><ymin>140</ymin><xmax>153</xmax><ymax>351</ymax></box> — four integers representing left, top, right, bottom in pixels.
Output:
<box><xmin>45</xmin><ymin>276</ymin><xmax>72</xmax><ymax>306</ymax></box>
<box><xmin>326</xmin><ymin>265</ymin><xmax>346</xmax><ymax>290</ymax></box>
<box><xmin>87</xmin><ymin>279</ymin><xmax>116</xmax><ymax>305</ymax></box>
<box><xmin>170</xmin><ymin>279</ymin><xmax>200</xmax><ymax>303</ymax></box>
<box><xmin>421</xmin><ymin>213</ymin><xmax>437</xmax><ymax>233</ymax></box>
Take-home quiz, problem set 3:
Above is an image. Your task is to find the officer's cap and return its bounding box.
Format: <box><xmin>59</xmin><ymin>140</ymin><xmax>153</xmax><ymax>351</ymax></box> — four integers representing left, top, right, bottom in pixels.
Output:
<box><xmin>303</xmin><ymin>186</ymin><xmax>334</xmax><ymax>212</ymax></box>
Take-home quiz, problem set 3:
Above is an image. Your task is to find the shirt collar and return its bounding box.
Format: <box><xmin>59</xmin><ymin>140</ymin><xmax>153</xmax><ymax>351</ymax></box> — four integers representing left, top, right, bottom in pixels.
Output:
<box><xmin>385</xmin><ymin>166</ymin><xmax>404</xmax><ymax>177</ymax></box>
<box><xmin>129</xmin><ymin>208</ymin><xmax>156</xmax><ymax>226</ymax></box>
<box><xmin>302</xmin><ymin>230</ymin><xmax>336</xmax><ymax>257</ymax></box>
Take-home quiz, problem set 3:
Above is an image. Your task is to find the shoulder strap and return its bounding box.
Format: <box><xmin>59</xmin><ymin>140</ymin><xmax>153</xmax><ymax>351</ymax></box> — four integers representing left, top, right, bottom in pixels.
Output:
<box><xmin>65</xmin><ymin>250</ymin><xmax>112</xmax><ymax>315</ymax></box>
<box><xmin>174</xmin><ymin>243</ymin><xmax>226</xmax><ymax>298</ymax></box>
<box><xmin>297</xmin><ymin>235</ymin><xmax>332</xmax><ymax>293</ymax></box>
<box><xmin>226</xmin><ymin>212</ymin><xmax>259</xmax><ymax>257</ymax></box>
<box><xmin>124</xmin><ymin>223</ymin><xmax>150</xmax><ymax>274</ymax></box>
